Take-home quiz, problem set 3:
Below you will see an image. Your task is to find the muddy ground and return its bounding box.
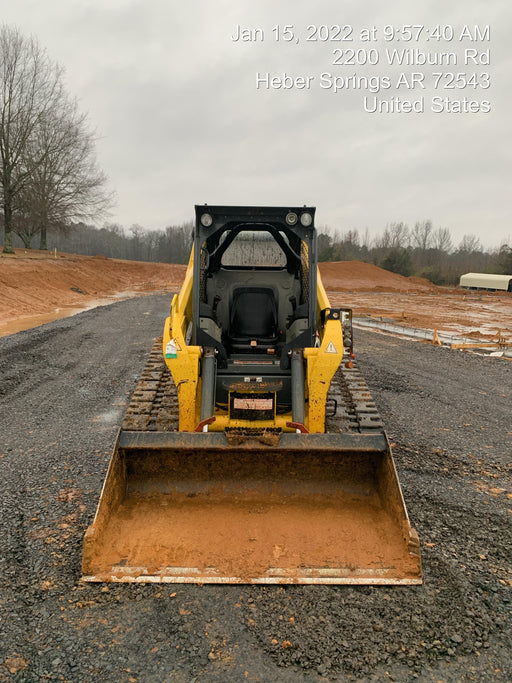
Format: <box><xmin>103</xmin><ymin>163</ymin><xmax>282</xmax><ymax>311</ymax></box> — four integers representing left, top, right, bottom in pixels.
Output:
<box><xmin>0</xmin><ymin>294</ymin><xmax>510</xmax><ymax>682</ymax></box>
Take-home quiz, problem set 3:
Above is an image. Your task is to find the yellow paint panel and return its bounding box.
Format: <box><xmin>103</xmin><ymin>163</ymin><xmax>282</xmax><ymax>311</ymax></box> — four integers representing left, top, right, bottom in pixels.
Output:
<box><xmin>163</xmin><ymin>250</ymin><xmax>201</xmax><ymax>431</ymax></box>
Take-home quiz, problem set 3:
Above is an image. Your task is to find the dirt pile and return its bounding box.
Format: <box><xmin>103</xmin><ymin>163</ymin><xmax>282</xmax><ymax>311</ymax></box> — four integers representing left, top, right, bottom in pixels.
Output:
<box><xmin>0</xmin><ymin>250</ymin><xmax>186</xmax><ymax>333</ymax></box>
<box><xmin>319</xmin><ymin>260</ymin><xmax>437</xmax><ymax>292</ymax></box>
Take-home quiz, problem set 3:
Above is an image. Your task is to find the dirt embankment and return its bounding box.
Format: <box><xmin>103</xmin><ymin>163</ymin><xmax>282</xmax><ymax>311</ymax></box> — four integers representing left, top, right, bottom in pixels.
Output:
<box><xmin>0</xmin><ymin>250</ymin><xmax>186</xmax><ymax>335</ymax></box>
<box><xmin>319</xmin><ymin>260</ymin><xmax>436</xmax><ymax>293</ymax></box>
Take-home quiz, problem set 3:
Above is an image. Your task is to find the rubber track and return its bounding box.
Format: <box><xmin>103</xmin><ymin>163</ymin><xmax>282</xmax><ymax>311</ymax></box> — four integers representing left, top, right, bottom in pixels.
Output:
<box><xmin>326</xmin><ymin>365</ymin><xmax>384</xmax><ymax>434</ymax></box>
<box><xmin>122</xmin><ymin>338</ymin><xmax>384</xmax><ymax>434</ymax></box>
<box><xmin>122</xmin><ymin>338</ymin><xmax>179</xmax><ymax>432</ymax></box>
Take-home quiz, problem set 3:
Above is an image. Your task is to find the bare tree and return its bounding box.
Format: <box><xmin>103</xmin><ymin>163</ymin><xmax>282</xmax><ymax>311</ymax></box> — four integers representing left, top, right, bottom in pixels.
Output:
<box><xmin>372</xmin><ymin>221</ymin><xmax>409</xmax><ymax>268</ymax></box>
<box><xmin>0</xmin><ymin>25</ymin><xmax>64</xmax><ymax>253</ymax></box>
<box><xmin>361</xmin><ymin>227</ymin><xmax>372</xmax><ymax>252</ymax></box>
<box><xmin>374</xmin><ymin>228</ymin><xmax>391</xmax><ymax>251</ymax></box>
<box><xmin>454</xmin><ymin>234</ymin><xmax>487</xmax><ymax>274</ymax></box>
<box><xmin>432</xmin><ymin>226</ymin><xmax>453</xmax><ymax>253</ymax></box>
<box><xmin>10</xmin><ymin>209</ymin><xmax>40</xmax><ymax>248</ymax></box>
<box><xmin>388</xmin><ymin>221</ymin><xmax>409</xmax><ymax>249</ymax></box>
<box><xmin>374</xmin><ymin>222</ymin><xmax>408</xmax><ymax>251</ymax></box>
<box><xmin>17</xmin><ymin>96</ymin><xmax>113</xmax><ymax>249</ymax></box>
<box><xmin>411</xmin><ymin>220</ymin><xmax>433</xmax><ymax>251</ymax></box>
<box><xmin>333</xmin><ymin>228</ymin><xmax>361</xmax><ymax>260</ymax></box>
<box><xmin>458</xmin><ymin>233</ymin><xmax>481</xmax><ymax>253</ymax></box>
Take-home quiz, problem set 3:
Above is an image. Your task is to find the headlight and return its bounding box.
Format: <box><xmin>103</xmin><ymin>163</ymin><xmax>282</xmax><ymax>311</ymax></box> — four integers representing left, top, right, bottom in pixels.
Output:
<box><xmin>285</xmin><ymin>212</ymin><xmax>298</xmax><ymax>226</ymax></box>
<box><xmin>300</xmin><ymin>212</ymin><xmax>313</xmax><ymax>227</ymax></box>
<box><xmin>200</xmin><ymin>213</ymin><xmax>213</xmax><ymax>227</ymax></box>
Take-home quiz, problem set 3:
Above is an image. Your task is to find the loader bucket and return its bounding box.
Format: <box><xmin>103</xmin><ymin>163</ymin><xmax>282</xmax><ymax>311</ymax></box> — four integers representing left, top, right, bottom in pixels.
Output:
<box><xmin>82</xmin><ymin>431</ymin><xmax>421</xmax><ymax>584</ymax></box>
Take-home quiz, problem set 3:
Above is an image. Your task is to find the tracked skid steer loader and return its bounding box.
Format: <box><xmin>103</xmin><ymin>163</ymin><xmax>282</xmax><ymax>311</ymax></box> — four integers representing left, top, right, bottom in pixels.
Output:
<box><xmin>82</xmin><ymin>206</ymin><xmax>422</xmax><ymax>584</ymax></box>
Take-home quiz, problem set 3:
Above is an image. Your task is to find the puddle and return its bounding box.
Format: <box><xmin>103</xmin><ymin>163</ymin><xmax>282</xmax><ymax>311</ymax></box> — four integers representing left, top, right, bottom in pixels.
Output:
<box><xmin>0</xmin><ymin>288</ymin><xmax>174</xmax><ymax>338</ymax></box>
<box><xmin>0</xmin><ymin>296</ymin><xmax>122</xmax><ymax>337</ymax></box>
<box><xmin>0</xmin><ymin>308</ymin><xmax>88</xmax><ymax>336</ymax></box>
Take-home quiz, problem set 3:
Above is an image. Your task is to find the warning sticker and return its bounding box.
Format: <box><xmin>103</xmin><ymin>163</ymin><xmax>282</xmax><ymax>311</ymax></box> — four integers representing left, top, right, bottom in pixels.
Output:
<box><xmin>326</xmin><ymin>341</ymin><xmax>338</xmax><ymax>354</ymax></box>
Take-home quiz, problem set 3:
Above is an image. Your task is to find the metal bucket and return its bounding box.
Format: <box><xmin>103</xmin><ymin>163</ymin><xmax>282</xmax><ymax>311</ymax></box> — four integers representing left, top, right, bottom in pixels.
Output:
<box><xmin>82</xmin><ymin>431</ymin><xmax>421</xmax><ymax>584</ymax></box>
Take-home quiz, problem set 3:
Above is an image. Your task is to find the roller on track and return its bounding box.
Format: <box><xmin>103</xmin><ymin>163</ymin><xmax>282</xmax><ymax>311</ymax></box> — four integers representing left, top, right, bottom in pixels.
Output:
<box><xmin>82</xmin><ymin>206</ymin><xmax>421</xmax><ymax>584</ymax></box>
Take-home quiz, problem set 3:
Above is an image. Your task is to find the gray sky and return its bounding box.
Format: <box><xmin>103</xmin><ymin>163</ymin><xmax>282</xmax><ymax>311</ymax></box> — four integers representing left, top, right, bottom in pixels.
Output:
<box><xmin>2</xmin><ymin>0</ymin><xmax>510</xmax><ymax>248</ymax></box>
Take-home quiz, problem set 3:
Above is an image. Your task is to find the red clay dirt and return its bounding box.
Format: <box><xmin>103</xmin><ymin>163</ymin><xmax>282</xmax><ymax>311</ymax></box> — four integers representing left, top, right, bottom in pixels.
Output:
<box><xmin>319</xmin><ymin>260</ymin><xmax>436</xmax><ymax>293</ymax></box>
<box><xmin>0</xmin><ymin>251</ymin><xmax>510</xmax><ymax>342</ymax></box>
<box><xmin>0</xmin><ymin>249</ymin><xmax>185</xmax><ymax>336</ymax></box>
<box><xmin>83</xmin><ymin>447</ymin><xmax>420</xmax><ymax>583</ymax></box>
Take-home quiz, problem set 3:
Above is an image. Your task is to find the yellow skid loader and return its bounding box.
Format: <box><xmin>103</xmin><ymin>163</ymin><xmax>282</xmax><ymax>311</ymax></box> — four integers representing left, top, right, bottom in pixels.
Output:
<box><xmin>82</xmin><ymin>206</ymin><xmax>421</xmax><ymax>584</ymax></box>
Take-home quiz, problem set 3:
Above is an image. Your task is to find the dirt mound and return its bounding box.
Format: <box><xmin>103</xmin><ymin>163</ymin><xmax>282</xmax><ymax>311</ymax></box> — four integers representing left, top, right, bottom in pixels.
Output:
<box><xmin>319</xmin><ymin>260</ymin><xmax>437</xmax><ymax>293</ymax></box>
<box><xmin>0</xmin><ymin>250</ymin><xmax>185</xmax><ymax>333</ymax></box>
<box><xmin>407</xmin><ymin>275</ymin><xmax>437</xmax><ymax>289</ymax></box>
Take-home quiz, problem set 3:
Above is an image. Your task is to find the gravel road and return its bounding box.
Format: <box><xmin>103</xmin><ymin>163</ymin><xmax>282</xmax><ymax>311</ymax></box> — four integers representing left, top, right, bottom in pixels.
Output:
<box><xmin>0</xmin><ymin>294</ymin><xmax>510</xmax><ymax>682</ymax></box>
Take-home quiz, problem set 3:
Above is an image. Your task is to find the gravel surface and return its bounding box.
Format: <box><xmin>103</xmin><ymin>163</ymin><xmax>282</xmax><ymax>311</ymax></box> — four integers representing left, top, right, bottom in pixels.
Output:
<box><xmin>0</xmin><ymin>294</ymin><xmax>510</xmax><ymax>682</ymax></box>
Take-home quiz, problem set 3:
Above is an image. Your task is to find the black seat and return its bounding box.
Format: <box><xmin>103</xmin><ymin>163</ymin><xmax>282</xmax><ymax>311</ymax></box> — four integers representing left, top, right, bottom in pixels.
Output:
<box><xmin>229</xmin><ymin>287</ymin><xmax>278</xmax><ymax>351</ymax></box>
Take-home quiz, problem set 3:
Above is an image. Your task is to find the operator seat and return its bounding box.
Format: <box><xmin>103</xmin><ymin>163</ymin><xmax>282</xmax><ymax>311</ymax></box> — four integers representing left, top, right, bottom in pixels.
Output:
<box><xmin>229</xmin><ymin>287</ymin><xmax>278</xmax><ymax>352</ymax></box>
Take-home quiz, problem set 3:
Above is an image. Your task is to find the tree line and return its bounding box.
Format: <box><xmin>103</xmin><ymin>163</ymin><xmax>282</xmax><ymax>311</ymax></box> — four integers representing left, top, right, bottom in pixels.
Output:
<box><xmin>4</xmin><ymin>217</ymin><xmax>510</xmax><ymax>286</ymax></box>
<box><xmin>318</xmin><ymin>221</ymin><xmax>512</xmax><ymax>285</ymax></box>
<box><xmin>34</xmin><ymin>221</ymin><xmax>195</xmax><ymax>265</ymax></box>
<box><xmin>0</xmin><ymin>25</ymin><xmax>111</xmax><ymax>254</ymax></box>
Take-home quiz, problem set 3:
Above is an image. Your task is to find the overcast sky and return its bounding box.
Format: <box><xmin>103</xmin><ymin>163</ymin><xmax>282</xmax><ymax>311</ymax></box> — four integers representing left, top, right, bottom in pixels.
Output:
<box><xmin>2</xmin><ymin>0</ymin><xmax>510</xmax><ymax>248</ymax></box>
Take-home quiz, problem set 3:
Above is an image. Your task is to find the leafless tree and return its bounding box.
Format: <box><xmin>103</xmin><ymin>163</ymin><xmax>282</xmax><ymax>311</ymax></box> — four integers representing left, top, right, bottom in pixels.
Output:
<box><xmin>411</xmin><ymin>220</ymin><xmax>433</xmax><ymax>251</ymax></box>
<box><xmin>17</xmin><ymin>96</ymin><xmax>113</xmax><ymax>249</ymax></box>
<box><xmin>361</xmin><ymin>227</ymin><xmax>372</xmax><ymax>252</ymax></box>
<box><xmin>10</xmin><ymin>209</ymin><xmax>40</xmax><ymax>248</ymax></box>
<box><xmin>432</xmin><ymin>227</ymin><xmax>453</xmax><ymax>253</ymax></box>
<box><xmin>0</xmin><ymin>25</ymin><xmax>64</xmax><ymax>253</ymax></box>
<box><xmin>388</xmin><ymin>221</ymin><xmax>410</xmax><ymax>249</ymax></box>
<box><xmin>374</xmin><ymin>222</ymin><xmax>409</xmax><ymax>251</ymax></box>
<box><xmin>458</xmin><ymin>233</ymin><xmax>481</xmax><ymax>253</ymax></box>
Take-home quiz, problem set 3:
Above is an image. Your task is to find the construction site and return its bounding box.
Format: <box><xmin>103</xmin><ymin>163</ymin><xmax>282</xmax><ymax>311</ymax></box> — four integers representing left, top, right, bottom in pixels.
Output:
<box><xmin>0</xmin><ymin>238</ymin><xmax>511</xmax><ymax>681</ymax></box>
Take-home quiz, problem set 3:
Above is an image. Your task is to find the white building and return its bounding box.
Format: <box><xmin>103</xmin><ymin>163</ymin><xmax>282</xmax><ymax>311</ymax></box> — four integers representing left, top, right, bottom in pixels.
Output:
<box><xmin>459</xmin><ymin>272</ymin><xmax>512</xmax><ymax>292</ymax></box>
